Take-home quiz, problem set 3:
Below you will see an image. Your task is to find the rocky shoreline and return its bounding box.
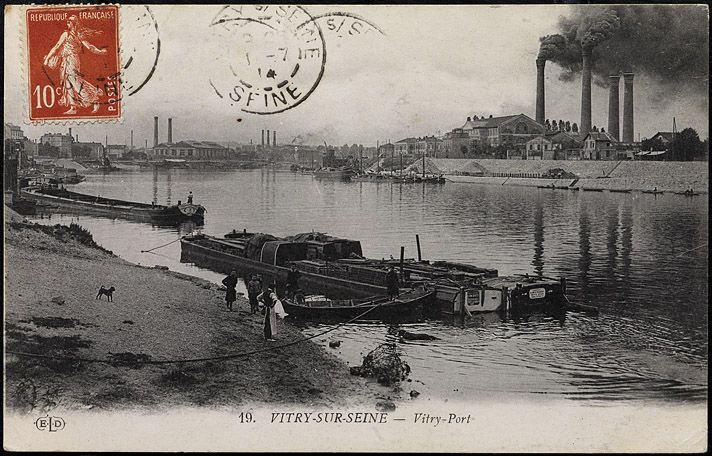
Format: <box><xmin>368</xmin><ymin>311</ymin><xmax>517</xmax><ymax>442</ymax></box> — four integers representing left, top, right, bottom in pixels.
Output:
<box><xmin>4</xmin><ymin>216</ymin><xmax>397</xmax><ymax>412</ymax></box>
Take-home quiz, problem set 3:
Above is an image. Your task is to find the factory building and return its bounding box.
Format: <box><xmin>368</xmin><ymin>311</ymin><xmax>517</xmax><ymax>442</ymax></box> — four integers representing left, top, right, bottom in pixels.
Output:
<box><xmin>442</xmin><ymin>114</ymin><xmax>545</xmax><ymax>158</ymax></box>
<box><xmin>40</xmin><ymin>131</ymin><xmax>74</xmax><ymax>158</ymax></box>
<box><xmin>152</xmin><ymin>140</ymin><xmax>231</xmax><ymax>159</ymax></box>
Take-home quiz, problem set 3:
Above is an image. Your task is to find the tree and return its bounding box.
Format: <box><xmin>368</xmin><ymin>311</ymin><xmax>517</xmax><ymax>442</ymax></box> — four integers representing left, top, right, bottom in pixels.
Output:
<box><xmin>565</xmin><ymin>121</ymin><xmax>571</xmax><ymax>132</ymax></box>
<box><xmin>592</xmin><ymin>125</ymin><xmax>599</xmax><ymax>132</ymax></box>
<box><xmin>572</xmin><ymin>123</ymin><xmax>579</xmax><ymax>133</ymax></box>
<box><xmin>671</xmin><ymin>128</ymin><xmax>703</xmax><ymax>161</ymax></box>
<box><xmin>545</xmin><ymin>119</ymin><xmax>551</xmax><ymax>130</ymax></box>
<box><xmin>38</xmin><ymin>142</ymin><xmax>60</xmax><ymax>158</ymax></box>
<box><xmin>71</xmin><ymin>143</ymin><xmax>91</xmax><ymax>158</ymax></box>
<box><xmin>641</xmin><ymin>137</ymin><xmax>667</xmax><ymax>152</ymax></box>
<box><xmin>558</xmin><ymin>120</ymin><xmax>565</xmax><ymax>131</ymax></box>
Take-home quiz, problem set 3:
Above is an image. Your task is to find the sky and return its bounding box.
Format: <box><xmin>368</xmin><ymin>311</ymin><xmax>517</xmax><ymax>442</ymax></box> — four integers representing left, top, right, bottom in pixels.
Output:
<box><xmin>4</xmin><ymin>4</ymin><xmax>709</xmax><ymax>146</ymax></box>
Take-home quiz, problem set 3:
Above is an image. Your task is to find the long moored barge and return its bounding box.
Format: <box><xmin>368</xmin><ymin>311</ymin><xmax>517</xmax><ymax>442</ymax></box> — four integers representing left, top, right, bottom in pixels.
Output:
<box><xmin>21</xmin><ymin>185</ymin><xmax>206</xmax><ymax>225</ymax></box>
<box><xmin>180</xmin><ymin>230</ymin><xmax>571</xmax><ymax>315</ymax></box>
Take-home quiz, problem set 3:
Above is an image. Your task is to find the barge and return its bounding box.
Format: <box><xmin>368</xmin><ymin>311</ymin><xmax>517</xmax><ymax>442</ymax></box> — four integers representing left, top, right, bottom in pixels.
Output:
<box><xmin>21</xmin><ymin>185</ymin><xmax>206</xmax><ymax>225</ymax></box>
<box><xmin>180</xmin><ymin>230</ymin><xmax>572</xmax><ymax>316</ymax></box>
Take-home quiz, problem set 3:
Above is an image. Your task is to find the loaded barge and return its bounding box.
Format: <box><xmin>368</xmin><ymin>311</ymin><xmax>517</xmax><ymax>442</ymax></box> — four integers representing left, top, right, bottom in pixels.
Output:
<box><xmin>180</xmin><ymin>230</ymin><xmax>572</xmax><ymax>316</ymax></box>
<box><xmin>21</xmin><ymin>185</ymin><xmax>206</xmax><ymax>225</ymax></box>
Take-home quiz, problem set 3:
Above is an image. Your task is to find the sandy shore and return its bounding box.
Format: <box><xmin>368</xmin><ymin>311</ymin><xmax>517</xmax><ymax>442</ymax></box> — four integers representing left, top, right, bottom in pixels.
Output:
<box><xmin>4</xmin><ymin>217</ymin><xmax>394</xmax><ymax>413</ymax></box>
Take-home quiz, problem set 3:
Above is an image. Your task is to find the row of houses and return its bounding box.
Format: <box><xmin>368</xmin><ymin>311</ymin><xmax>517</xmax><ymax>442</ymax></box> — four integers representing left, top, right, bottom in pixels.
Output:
<box><xmin>382</xmin><ymin>114</ymin><xmax>642</xmax><ymax>161</ymax></box>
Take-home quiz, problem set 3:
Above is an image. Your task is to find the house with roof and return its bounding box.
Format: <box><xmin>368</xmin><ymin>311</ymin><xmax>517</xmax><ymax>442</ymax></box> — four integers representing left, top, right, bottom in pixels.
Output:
<box><xmin>442</xmin><ymin>114</ymin><xmax>546</xmax><ymax>158</ymax></box>
<box><xmin>582</xmin><ymin>131</ymin><xmax>618</xmax><ymax>160</ymax></box>
<box><xmin>393</xmin><ymin>137</ymin><xmax>418</xmax><ymax>157</ymax></box>
<box><xmin>649</xmin><ymin>132</ymin><xmax>674</xmax><ymax>145</ymax></box>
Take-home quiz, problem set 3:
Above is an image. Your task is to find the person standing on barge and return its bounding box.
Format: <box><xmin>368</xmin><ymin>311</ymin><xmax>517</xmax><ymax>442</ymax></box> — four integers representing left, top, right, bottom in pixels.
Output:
<box><xmin>385</xmin><ymin>267</ymin><xmax>399</xmax><ymax>299</ymax></box>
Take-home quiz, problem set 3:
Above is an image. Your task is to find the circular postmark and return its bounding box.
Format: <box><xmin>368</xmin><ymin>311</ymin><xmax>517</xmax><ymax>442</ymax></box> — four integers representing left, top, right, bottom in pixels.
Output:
<box><xmin>119</xmin><ymin>5</ymin><xmax>160</xmax><ymax>98</ymax></box>
<box><xmin>208</xmin><ymin>5</ymin><xmax>326</xmax><ymax>115</ymax></box>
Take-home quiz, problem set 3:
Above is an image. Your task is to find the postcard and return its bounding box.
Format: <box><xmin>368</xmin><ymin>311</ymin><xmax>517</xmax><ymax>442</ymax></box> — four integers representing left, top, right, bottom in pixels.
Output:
<box><xmin>4</xmin><ymin>4</ymin><xmax>708</xmax><ymax>452</ymax></box>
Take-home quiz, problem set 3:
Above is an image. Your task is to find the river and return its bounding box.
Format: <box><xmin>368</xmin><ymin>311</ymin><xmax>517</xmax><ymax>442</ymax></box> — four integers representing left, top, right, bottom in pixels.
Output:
<box><xmin>29</xmin><ymin>167</ymin><xmax>708</xmax><ymax>403</ymax></box>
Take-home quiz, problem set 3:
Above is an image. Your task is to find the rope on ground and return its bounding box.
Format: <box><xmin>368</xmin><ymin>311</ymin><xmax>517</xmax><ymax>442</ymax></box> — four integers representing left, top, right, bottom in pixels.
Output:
<box><xmin>141</xmin><ymin>236</ymin><xmax>183</xmax><ymax>253</ymax></box>
<box><xmin>6</xmin><ymin>299</ymin><xmax>388</xmax><ymax>366</ymax></box>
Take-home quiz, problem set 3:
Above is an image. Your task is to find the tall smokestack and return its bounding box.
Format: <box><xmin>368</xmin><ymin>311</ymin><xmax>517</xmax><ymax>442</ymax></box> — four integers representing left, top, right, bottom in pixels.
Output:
<box><xmin>130</xmin><ymin>130</ymin><xmax>134</xmax><ymax>149</ymax></box>
<box><xmin>261</xmin><ymin>129</ymin><xmax>265</xmax><ymax>147</ymax></box>
<box><xmin>622</xmin><ymin>73</ymin><xmax>634</xmax><ymax>143</ymax></box>
<box><xmin>68</xmin><ymin>127</ymin><xmax>72</xmax><ymax>138</ymax></box>
<box><xmin>580</xmin><ymin>48</ymin><xmax>592</xmax><ymax>136</ymax></box>
<box><xmin>535</xmin><ymin>58</ymin><xmax>546</xmax><ymax>124</ymax></box>
<box><xmin>168</xmin><ymin>118</ymin><xmax>173</xmax><ymax>144</ymax></box>
<box><xmin>266</xmin><ymin>129</ymin><xmax>271</xmax><ymax>147</ymax></box>
<box><xmin>273</xmin><ymin>130</ymin><xmax>276</xmax><ymax>147</ymax></box>
<box><xmin>607</xmin><ymin>75</ymin><xmax>620</xmax><ymax>141</ymax></box>
<box><xmin>153</xmin><ymin>116</ymin><xmax>159</xmax><ymax>147</ymax></box>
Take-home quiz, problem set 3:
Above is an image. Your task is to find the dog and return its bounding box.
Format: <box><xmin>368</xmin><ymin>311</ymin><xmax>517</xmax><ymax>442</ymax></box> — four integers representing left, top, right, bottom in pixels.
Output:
<box><xmin>96</xmin><ymin>286</ymin><xmax>116</xmax><ymax>302</ymax></box>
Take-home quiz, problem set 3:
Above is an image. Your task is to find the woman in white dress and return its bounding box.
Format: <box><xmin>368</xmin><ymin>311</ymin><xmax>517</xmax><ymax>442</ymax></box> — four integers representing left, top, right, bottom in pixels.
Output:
<box><xmin>43</xmin><ymin>15</ymin><xmax>107</xmax><ymax>114</ymax></box>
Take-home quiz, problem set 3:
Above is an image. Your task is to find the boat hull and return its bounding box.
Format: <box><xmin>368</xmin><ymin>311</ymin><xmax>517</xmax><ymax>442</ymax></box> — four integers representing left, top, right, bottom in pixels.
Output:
<box><xmin>180</xmin><ymin>237</ymin><xmax>387</xmax><ymax>298</ymax></box>
<box><xmin>21</xmin><ymin>188</ymin><xmax>205</xmax><ymax>225</ymax></box>
<box><xmin>282</xmin><ymin>288</ymin><xmax>435</xmax><ymax>320</ymax></box>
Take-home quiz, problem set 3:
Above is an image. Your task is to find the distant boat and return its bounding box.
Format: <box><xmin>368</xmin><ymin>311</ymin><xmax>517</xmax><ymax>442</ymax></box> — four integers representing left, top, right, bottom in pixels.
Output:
<box><xmin>582</xmin><ymin>188</ymin><xmax>604</xmax><ymax>192</ymax></box>
<box><xmin>673</xmin><ymin>191</ymin><xmax>700</xmax><ymax>196</ymax></box>
<box><xmin>21</xmin><ymin>185</ymin><xmax>205</xmax><ymax>225</ymax></box>
<box><xmin>609</xmin><ymin>189</ymin><xmax>632</xmax><ymax>193</ymax></box>
<box><xmin>642</xmin><ymin>190</ymin><xmax>665</xmax><ymax>195</ymax></box>
<box><xmin>313</xmin><ymin>166</ymin><xmax>353</xmax><ymax>180</ymax></box>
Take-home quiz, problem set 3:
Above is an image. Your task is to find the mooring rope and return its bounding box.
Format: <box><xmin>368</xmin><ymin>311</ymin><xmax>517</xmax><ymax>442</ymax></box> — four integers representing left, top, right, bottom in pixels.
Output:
<box><xmin>6</xmin><ymin>299</ymin><xmax>388</xmax><ymax>366</ymax></box>
<box><xmin>140</xmin><ymin>236</ymin><xmax>184</xmax><ymax>253</ymax></box>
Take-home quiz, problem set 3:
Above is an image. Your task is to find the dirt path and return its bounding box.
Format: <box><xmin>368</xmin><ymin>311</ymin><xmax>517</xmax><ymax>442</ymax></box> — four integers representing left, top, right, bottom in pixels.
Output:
<box><xmin>4</xmin><ymin>220</ymin><xmax>394</xmax><ymax>413</ymax></box>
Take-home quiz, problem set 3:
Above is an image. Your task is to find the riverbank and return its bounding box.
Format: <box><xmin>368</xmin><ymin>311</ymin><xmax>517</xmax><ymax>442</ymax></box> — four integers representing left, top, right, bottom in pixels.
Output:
<box><xmin>424</xmin><ymin>159</ymin><xmax>709</xmax><ymax>193</ymax></box>
<box><xmin>4</xmin><ymin>217</ymin><xmax>392</xmax><ymax>412</ymax></box>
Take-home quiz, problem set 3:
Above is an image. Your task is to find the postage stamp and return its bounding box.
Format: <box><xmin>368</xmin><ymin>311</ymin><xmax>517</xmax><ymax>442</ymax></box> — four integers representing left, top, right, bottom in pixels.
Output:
<box><xmin>25</xmin><ymin>5</ymin><xmax>122</xmax><ymax>121</ymax></box>
<box><xmin>208</xmin><ymin>5</ymin><xmax>326</xmax><ymax>115</ymax></box>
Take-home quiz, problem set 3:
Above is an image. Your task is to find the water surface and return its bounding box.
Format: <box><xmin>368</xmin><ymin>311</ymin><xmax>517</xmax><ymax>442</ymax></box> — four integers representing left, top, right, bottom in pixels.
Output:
<box><xmin>30</xmin><ymin>168</ymin><xmax>707</xmax><ymax>403</ymax></box>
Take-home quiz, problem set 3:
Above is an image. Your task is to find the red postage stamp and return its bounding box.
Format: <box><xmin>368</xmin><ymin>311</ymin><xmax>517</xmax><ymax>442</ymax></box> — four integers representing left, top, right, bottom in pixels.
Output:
<box><xmin>25</xmin><ymin>5</ymin><xmax>121</xmax><ymax>121</ymax></box>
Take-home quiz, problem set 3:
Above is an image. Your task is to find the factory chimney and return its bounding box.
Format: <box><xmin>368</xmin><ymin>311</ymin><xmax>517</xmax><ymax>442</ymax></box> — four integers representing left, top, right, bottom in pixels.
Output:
<box><xmin>535</xmin><ymin>58</ymin><xmax>546</xmax><ymax>125</ymax></box>
<box><xmin>153</xmin><ymin>116</ymin><xmax>159</xmax><ymax>147</ymax></box>
<box><xmin>68</xmin><ymin>127</ymin><xmax>72</xmax><ymax>139</ymax></box>
<box><xmin>131</xmin><ymin>130</ymin><xmax>134</xmax><ymax>149</ymax></box>
<box><xmin>168</xmin><ymin>118</ymin><xmax>173</xmax><ymax>144</ymax></box>
<box><xmin>580</xmin><ymin>49</ymin><xmax>592</xmax><ymax>136</ymax></box>
<box><xmin>622</xmin><ymin>73</ymin><xmax>634</xmax><ymax>143</ymax></box>
<box><xmin>607</xmin><ymin>75</ymin><xmax>620</xmax><ymax>141</ymax></box>
<box><xmin>266</xmin><ymin>129</ymin><xmax>271</xmax><ymax>147</ymax></box>
<box><xmin>261</xmin><ymin>129</ymin><xmax>265</xmax><ymax>147</ymax></box>
<box><xmin>273</xmin><ymin>130</ymin><xmax>276</xmax><ymax>147</ymax></box>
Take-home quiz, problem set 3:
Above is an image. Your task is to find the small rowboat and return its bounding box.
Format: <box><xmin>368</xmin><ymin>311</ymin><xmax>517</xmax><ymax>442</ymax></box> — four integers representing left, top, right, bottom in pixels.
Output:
<box><xmin>582</xmin><ymin>188</ymin><xmax>604</xmax><ymax>192</ymax></box>
<box><xmin>609</xmin><ymin>189</ymin><xmax>632</xmax><ymax>193</ymax></box>
<box><xmin>674</xmin><ymin>191</ymin><xmax>701</xmax><ymax>196</ymax></box>
<box><xmin>642</xmin><ymin>190</ymin><xmax>665</xmax><ymax>195</ymax></box>
<box><xmin>281</xmin><ymin>286</ymin><xmax>435</xmax><ymax>320</ymax></box>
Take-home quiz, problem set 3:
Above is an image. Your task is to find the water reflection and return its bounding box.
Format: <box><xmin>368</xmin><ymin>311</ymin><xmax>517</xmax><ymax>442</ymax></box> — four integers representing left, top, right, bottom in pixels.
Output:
<box><xmin>532</xmin><ymin>202</ymin><xmax>544</xmax><ymax>277</ymax></box>
<box><xmin>37</xmin><ymin>169</ymin><xmax>706</xmax><ymax>402</ymax></box>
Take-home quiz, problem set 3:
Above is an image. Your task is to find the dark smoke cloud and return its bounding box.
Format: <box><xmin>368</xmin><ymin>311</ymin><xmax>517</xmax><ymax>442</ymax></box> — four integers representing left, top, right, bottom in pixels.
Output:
<box><xmin>539</xmin><ymin>5</ymin><xmax>709</xmax><ymax>90</ymax></box>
